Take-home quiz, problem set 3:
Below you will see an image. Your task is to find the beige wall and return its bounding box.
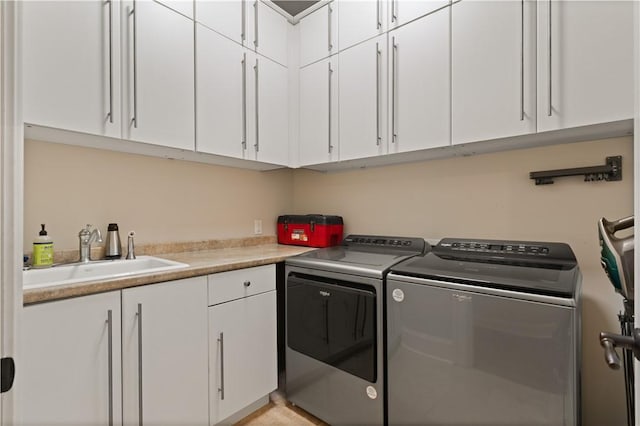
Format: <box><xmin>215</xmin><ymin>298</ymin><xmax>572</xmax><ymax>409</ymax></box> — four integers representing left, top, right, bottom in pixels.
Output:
<box><xmin>292</xmin><ymin>136</ymin><xmax>634</xmax><ymax>426</ymax></box>
<box><xmin>24</xmin><ymin>139</ymin><xmax>294</xmax><ymax>250</ymax></box>
<box><xmin>24</xmin><ymin>136</ymin><xmax>633</xmax><ymax>424</ymax></box>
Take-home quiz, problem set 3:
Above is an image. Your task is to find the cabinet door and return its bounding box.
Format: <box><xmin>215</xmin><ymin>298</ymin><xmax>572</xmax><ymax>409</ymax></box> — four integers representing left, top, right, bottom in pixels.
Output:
<box><xmin>122</xmin><ymin>277</ymin><xmax>209</xmax><ymax>426</ymax></box>
<box><xmin>389</xmin><ymin>8</ymin><xmax>450</xmax><ymax>153</ymax></box>
<box><xmin>254</xmin><ymin>1</ymin><xmax>288</xmax><ymax>66</ymax></box>
<box><xmin>123</xmin><ymin>0</ymin><xmax>195</xmax><ymax>150</ymax></box>
<box><xmin>389</xmin><ymin>0</ymin><xmax>450</xmax><ymax>28</ymax></box>
<box><xmin>339</xmin><ymin>35</ymin><xmax>387</xmax><ymax>161</ymax></box>
<box><xmin>22</xmin><ymin>0</ymin><xmax>121</xmax><ymax>138</ymax></box>
<box><xmin>452</xmin><ymin>0</ymin><xmax>536</xmax><ymax>145</ymax></box>
<box><xmin>299</xmin><ymin>57</ymin><xmax>339</xmax><ymax>166</ymax></box>
<box><xmin>196</xmin><ymin>0</ymin><xmax>248</xmax><ymax>45</ymax></box>
<box><xmin>299</xmin><ymin>3</ymin><xmax>337</xmax><ymax>67</ymax></box>
<box><xmin>21</xmin><ymin>292</ymin><xmax>122</xmax><ymax>425</ymax></box>
<box><xmin>209</xmin><ymin>291</ymin><xmax>277</xmax><ymax>423</ymax></box>
<box><xmin>251</xmin><ymin>56</ymin><xmax>289</xmax><ymax>165</ymax></box>
<box><xmin>537</xmin><ymin>0</ymin><xmax>633</xmax><ymax>132</ymax></box>
<box><xmin>196</xmin><ymin>24</ymin><xmax>250</xmax><ymax>159</ymax></box>
<box><xmin>338</xmin><ymin>0</ymin><xmax>386</xmax><ymax>52</ymax></box>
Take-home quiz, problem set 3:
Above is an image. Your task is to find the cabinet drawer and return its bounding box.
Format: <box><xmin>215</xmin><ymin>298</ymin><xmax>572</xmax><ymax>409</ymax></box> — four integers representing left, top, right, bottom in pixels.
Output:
<box><xmin>208</xmin><ymin>265</ymin><xmax>275</xmax><ymax>306</ymax></box>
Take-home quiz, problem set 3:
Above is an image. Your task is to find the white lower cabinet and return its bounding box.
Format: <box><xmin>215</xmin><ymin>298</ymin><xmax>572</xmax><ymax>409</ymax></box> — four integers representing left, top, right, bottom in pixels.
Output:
<box><xmin>208</xmin><ymin>265</ymin><xmax>278</xmax><ymax>424</ymax></box>
<box><xmin>21</xmin><ymin>291</ymin><xmax>123</xmax><ymax>426</ymax></box>
<box><xmin>122</xmin><ymin>277</ymin><xmax>209</xmax><ymax>426</ymax></box>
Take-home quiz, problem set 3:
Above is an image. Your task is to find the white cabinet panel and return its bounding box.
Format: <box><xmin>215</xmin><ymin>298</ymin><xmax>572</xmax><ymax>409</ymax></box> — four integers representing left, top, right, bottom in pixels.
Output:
<box><xmin>251</xmin><ymin>56</ymin><xmax>289</xmax><ymax>165</ymax></box>
<box><xmin>339</xmin><ymin>35</ymin><xmax>387</xmax><ymax>161</ymax></box>
<box><xmin>156</xmin><ymin>0</ymin><xmax>194</xmax><ymax>18</ymax></box>
<box><xmin>299</xmin><ymin>57</ymin><xmax>339</xmax><ymax>166</ymax></box>
<box><xmin>254</xmin><ymin>1</ymin><xmax>288</xmax><ymax>66</ymax></box>
<box><xmin>209</xmin><ymin>291</ymin><xmax>277</xmax><ymax>423</ymax></box>
<box><xmin>537</xmin><ymin>0</ymin><xmax>633</xmax><ymax>132</ymax></box>
<box><xmin>299</xmin><ymin>3</ymin><xmax>337</xmax><ymax>67</ymax></box>
<box><xmin>208</xmin><ymin>264</ymin><xmax>276</xmax><ymax>305</ymax></box>
<box><xmin>122</xmin><ymin>277</ymin><xmax>209</xmax><ymax>426</ymax></box>
<box><xmin>21</xmin><ymin>292</ymin><xmax>122</xmax><ymax>425</ymax></box>
<box><xmin>123</xmin><ymin>0</ymin><xmax>195</xmax><ymax>150</ymax></box>
<box><xmin>196</xmin><ymin>24</ymin><xmax>250</xmax><ymax>159</ymax></box>
<box><xmin>196</xmin><ymin>0</ymin><xmax>248</xmax><ymax>45</ymax></box>
<box><xmin>23</xmin><ymin>0</ymin><xmax>122</xmax><ymax>138</ymax></box>
<box><xmin>389</xmin><ymin>0</ymin><xmax>450</xmax><ymax>28</ymax></box>
<box><xmin>389</xmin><ymin>8</ymin><xmax>450</xmax><ymax>153</ymax></box>
<box><xmin>338</xmin><ymin>0</ymin><xmax>386</xmax><ymax>52</ymax></box>
<box><xmin>452</xmin><ymin>0</ymin><xmax>536</xmax><ymax>145</ymax></box>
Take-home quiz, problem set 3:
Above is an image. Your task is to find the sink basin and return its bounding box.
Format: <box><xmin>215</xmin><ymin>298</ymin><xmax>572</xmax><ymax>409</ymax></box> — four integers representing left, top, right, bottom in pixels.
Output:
<box><xmin>23</xmin><ymin>256</ymin><xmax>189</xmax><ymax>290</ymax></box>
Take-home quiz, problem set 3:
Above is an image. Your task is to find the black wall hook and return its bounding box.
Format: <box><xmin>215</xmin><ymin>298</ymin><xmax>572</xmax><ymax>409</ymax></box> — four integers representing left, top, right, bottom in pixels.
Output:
<box><xmin>529</xmin><ymin>156</ymin><xmax>622</xmax><ymax>185</ymax></box>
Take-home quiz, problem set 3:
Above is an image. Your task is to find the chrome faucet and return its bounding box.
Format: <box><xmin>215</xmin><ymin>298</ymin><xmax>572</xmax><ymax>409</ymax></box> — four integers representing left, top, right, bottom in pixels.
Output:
<box><xmin>78</xmin><ymin>224</ymin><xmax>103</xmax><ymax>263</ymax></box>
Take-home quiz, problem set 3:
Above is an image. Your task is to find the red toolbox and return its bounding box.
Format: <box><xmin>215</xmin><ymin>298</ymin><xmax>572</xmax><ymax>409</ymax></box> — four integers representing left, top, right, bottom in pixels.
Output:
<box><xmin>277</xmin><ymin>215</ymin><xmax>344</xmax><ymax>247</ymax></box>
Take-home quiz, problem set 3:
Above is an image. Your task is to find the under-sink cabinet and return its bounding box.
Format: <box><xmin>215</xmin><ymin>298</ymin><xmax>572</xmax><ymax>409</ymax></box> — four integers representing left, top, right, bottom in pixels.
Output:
<box><xmin>208</xmin><ymin>265</ymin><xmax>278</xmax><ymax>424</ymax></box>
<box><xmin>121</xmin><ymin>277</ymin><xmax>209</xmax><ymax>425</ymax></box>
<box><xmin>21</xmin><ymin>291</ymin><xmax>123</xmax><ymax>425</ymax></box>
<box><xmin>20</xmin><ymin>265</ymin><xmax>278</xmax><ymax>426</ymax></box>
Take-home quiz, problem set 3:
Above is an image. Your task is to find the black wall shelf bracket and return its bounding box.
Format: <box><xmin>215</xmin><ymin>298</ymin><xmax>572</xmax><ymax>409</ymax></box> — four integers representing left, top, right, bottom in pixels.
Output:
<box><xmin>529</xmin><ymin>156</ymin><xmax>622</xmax><ymax>185</ymax></box>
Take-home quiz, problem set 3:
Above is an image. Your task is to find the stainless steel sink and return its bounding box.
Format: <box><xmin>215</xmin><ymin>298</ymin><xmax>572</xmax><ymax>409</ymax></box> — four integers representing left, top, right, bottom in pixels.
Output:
<box><xmin>23</xmin><ymin>256</ymin><xmax>189</xmax><ymax>290</ymax></box>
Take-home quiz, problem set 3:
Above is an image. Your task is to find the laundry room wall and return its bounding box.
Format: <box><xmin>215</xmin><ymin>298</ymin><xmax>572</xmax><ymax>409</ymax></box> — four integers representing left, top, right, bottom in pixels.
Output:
<box><xmin>23</xmin><ymin>139</ymin><xmax>294</xmax><ymax>250</ymax></box>
<box><xmin>292</xmin><ymin>135</ymin><xmax>634</xmax><ymax>426</ymax></box>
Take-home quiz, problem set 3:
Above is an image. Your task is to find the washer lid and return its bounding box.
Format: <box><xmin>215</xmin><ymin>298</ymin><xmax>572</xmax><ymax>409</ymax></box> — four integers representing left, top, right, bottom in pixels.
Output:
<box><xmin>286</xmin><ymin>240</ymin><xmax>426</xmax><ymax>279</ymax></box>
<box><xmin>391</xmin><ymin>239</ymin><xmax>580</xmax><ymax>298</ymax></box>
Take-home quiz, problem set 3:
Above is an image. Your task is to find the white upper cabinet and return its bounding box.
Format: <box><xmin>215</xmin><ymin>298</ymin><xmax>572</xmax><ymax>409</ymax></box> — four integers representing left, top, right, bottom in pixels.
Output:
<box><xmin>337</xmin><ymin>0</ymin><xmax>386</xmax><ymax>52</ymax></box>
<box><xmin>23</xmin><ymin>0</ymin><xmax>122</xmax><ymax>139</ymax></box>
<box><xmin>250</xmin><ymin>56</ymin><xmax>289</xmax><ymax>165</ymax></box>
<box><xmin>122</xmin><ymin>277</ymin><xmax>209</xmax><ymax>426</ymax></box>
<box><xmin>388</xmin><ymin>7</ymin><xmax>450</xmax><ymax>153</ymax></box>
<box><xmin>122</xmin><ymin>0</ymin><xmax>195</xmax><ymax>150</ymax></box>
<box><xmin>196</xmin><ymin>24</ymin><xmax>251</xmax><ymax>160</ymax></box>
<box><xmin>299</xmin><ymin>3</ymin><xmax>338</xmax><ymax>67</ymax></box>
<box><xmin>339</xmin><ymin>35</ymin><xmax>387</xmax><ymax>161</ymax></box>
<box><xmin>254</xmin><ymin>1</ymin><xmax>288</xmax><ymax>66</ymax></box>
<box><xmin>536</xmin><ymin>0</ymin><xmax>633</xmax><ymax>132</ymax></box>
<box><xmin>389</xmin><ymin>0</ymin><xmax>450</xmax><ymax>28</ymax></box>
<box><xmin>299</xmin><ymin>57</ymin><xmax>339</xmax><ymax>166</ymax></box>
<box><xmin>451</xmin><ymin>0</ymin><xmax>536</xmax><ymax>145</ymax></box>
<box><xmin>156</xmin><ymin>0</ymin><xmax>194</xmax><ymax>19</ymax></box>
<box><xmin>195</xmin><ymin>0</ymin><xmax>249</xmax><ymax>46</ymax></box>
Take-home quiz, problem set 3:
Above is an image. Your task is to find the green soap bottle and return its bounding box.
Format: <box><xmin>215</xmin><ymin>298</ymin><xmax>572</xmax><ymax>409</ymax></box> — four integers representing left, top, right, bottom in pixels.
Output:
<box><xmin>32</xmin><ymin>224</ymin><xmax>53</xmax><ymax>268</ymax></box>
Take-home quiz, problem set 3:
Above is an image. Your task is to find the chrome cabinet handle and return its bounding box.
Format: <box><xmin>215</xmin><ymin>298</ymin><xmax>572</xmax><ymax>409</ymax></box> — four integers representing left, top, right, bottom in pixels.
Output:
<box><xmin>254</xmin><ymin>59</ymin><xmax>259</xmax><ymax>153</ymax></box>
<box><xmin>375</xmin><ymin>43</ymin><xmax>381</xmax><ymax>146</ymax></box>
<box><xmin>218</xmin><ymin>333</ymin><xmax>225</xmax><ymax>400</ymax></box>
<box><xmin>328</xmin><ymin>62</ymin><xmax>333</xmax><ymax>154</ymax></box>
<box><xmin>130</xmin><ymin>3</ymin><xmax>138</xmax><ymax>128</ymax></box>
<box><xmin>244</xmin><ymin>280</ymin><xmax>251</xmax><ymax>287</ymax></box>
<box><xmin>391</xmin><ymin>0</ymin><xmax>397</xmax><ymax>23</ymax></box>
<box><xmin>106</xmin><ymin>0</ymin><xmax>113</xmax><ymax>123</ymax></box>
<box><xmin>376</xmin><ymin>0</ymin><xmax>381</xmax><ymax>29</ymax></box>
<box><xmin>254</xmin><ymin>1</ymin><xmax>258</xmax><ymax>48</ymax></box>
<box><xmin>136</xmin><ymin>303</ymin><xmax>143</xmax><ymax>426</ymax></box>
<box><xmin>391</xmin><ymin>37</ymin><xmax>398</xmax><ymax>143</ymax></box>
<box><xmin>241</xmin><ymin>0</ymin><xmax>246</xmax><ymax>42</ymax></box>
<box><xmin>548</xmin><ymin>0</ymin><xmax>552</xmax><ymax>117</ymax></box>
<box><xmin>242</xmin><ymin>53</ymin><xmax>247</xmax><ymax>150</ymax></box>
<box><xmin>106</xmin><ymin>310</ymin><xmax>113</xmax><ymax>426</ymax></box>
<box><xmin>328</xmin><ymin>4</ymin><xmax>333</xmax><ymax>51</ymax></box>
<box><xmin>520</xmin><ymin>0</ymin><xmax>524</xmax><ymax>121</ymax></box>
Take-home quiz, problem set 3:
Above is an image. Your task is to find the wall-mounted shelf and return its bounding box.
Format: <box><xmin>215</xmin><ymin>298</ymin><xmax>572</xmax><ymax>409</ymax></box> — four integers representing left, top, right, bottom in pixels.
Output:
<box><xmin>529</xmin><ymin>156</ymin><xmax>622</xmax><ymax>185</ymax></box>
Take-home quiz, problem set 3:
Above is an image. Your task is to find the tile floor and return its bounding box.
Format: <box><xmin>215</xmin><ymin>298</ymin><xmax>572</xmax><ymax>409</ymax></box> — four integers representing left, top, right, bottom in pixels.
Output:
<box><xmin>235</xmin><ymin>391</ymin><xmax>327</xmax><ymax>426</ymax></box>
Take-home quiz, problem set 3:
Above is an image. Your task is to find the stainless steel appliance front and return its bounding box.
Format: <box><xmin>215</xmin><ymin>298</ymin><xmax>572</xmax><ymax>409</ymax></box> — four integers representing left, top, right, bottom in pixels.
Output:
<box><xmin>286</xmin><ymin>265</ymin><xmax>384</xmax><ymax>425</ymax></box>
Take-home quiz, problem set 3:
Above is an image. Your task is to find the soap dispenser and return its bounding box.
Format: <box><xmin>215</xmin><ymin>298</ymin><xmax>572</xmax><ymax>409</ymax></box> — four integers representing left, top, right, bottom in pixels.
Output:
<box><xmin>32</xmin><ymin>224</ymin><xmax>53</xmax><ymax>268</ymax></box>
<box><xmin>104</xmin><ymin>223</ymin><xmax>122</xmax><ymax>259</ymax></box>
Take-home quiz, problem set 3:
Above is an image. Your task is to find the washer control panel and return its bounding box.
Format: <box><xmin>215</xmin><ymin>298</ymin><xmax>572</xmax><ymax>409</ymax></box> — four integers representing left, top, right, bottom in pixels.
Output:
<box><xmin>343</xmin><ymin>235</ymin><xmax>427</xmax><ymax>253</ymax></box>
<box><xmin>446</xmin><ymin>241</ymin><xmax>550</xmax><ymax>256</ymax></box>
